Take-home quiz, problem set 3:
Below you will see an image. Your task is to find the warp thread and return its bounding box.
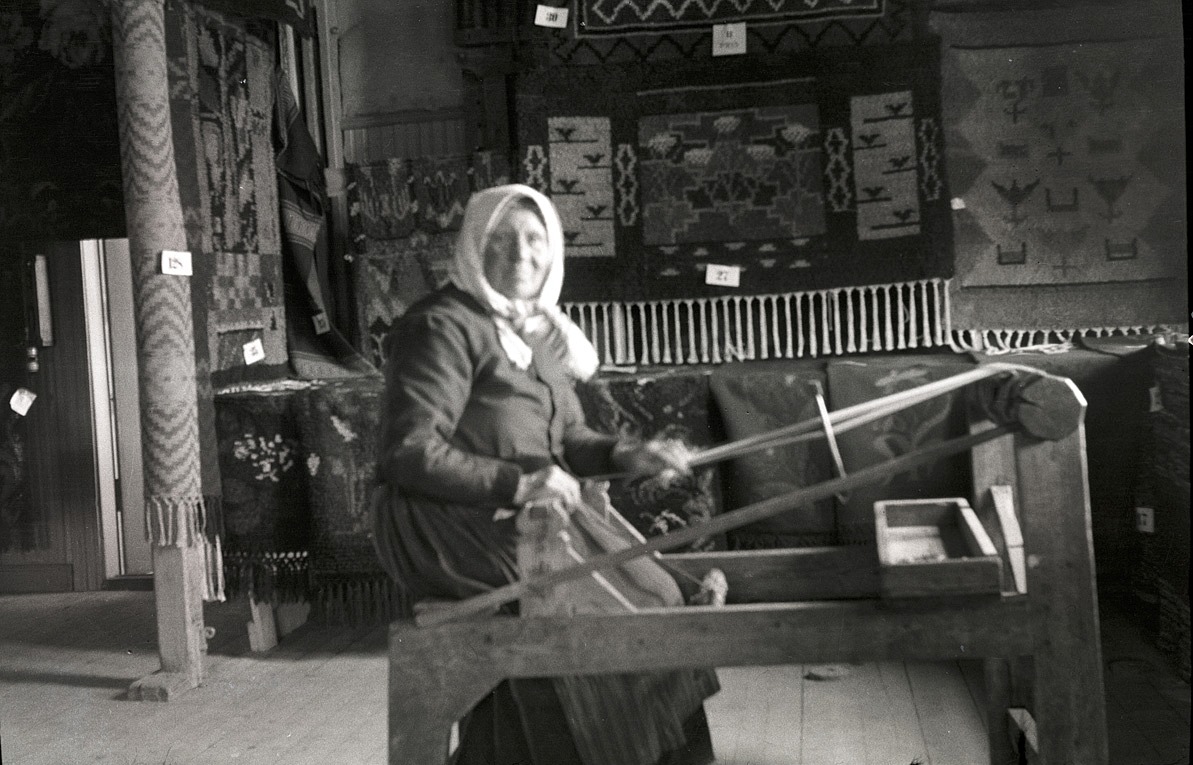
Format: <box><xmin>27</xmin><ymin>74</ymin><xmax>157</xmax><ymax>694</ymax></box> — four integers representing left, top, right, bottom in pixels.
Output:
<box><xmin>563</xmin><ymin>278</ymin><xmax>952</xmax><ymax>366</ymax></box>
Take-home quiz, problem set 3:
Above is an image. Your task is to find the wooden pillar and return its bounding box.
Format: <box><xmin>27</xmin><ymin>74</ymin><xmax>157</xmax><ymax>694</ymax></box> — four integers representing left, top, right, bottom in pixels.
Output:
<box><xmin>110</xmin><ymin>0</ymin><xmax>208</xmax><ymax>701</ymax></box>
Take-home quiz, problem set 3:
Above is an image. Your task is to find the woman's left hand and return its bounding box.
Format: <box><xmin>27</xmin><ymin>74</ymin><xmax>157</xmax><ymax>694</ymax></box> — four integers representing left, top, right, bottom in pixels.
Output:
<box><xmin>612</xmin><ymin>438</ymin><xmax>692</xmax><ymax>478</ymax></box>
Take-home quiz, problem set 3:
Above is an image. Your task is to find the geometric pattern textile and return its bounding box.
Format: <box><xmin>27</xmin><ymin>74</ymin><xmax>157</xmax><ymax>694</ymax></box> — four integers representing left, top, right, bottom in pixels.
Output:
<box><xmin>171</xmin><ymin>1</ymin><xmax>281</xmax><ymax>256</ymax></box>
<box><xmin>515</xmin><ymin>42</ymin><xmax>952</xmax><ymax>302</ymax></box>
<box><xmin>530</xmin><ymin>0</ymin><xmax>917</xmax><ymax>66</ymax></box>
<box><xmin>934</xmin><ymin>0</ymin><xmax>1188</xmax><ymax>338</ymax></box>
<box><xmin>947</xmin><ymin>36</ymin><xmax>1182</xmax><ymax>287</ymax></box>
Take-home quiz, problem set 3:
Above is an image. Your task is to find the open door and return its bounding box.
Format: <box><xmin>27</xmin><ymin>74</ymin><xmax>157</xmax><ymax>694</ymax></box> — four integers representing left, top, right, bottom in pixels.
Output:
<box><xmin>0</xmin><ymin>239</ymin><xmax>148</xmax><ymax>592</ymax></box>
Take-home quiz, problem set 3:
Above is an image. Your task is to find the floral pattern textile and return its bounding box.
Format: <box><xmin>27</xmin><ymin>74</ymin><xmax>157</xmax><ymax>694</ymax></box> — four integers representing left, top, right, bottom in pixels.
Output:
<box><xmin>298</xmin><ymin>379</ymin><xmax>385</xmax><ymax>582</ymax></box>
<box><xmin>214</xmin><ymin>387</ymin><xmax>312</xmax><ymax>601</ymax></box>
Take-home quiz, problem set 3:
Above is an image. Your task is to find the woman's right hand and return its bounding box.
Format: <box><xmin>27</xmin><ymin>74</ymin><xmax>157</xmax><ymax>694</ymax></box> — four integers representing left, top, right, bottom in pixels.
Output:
<box><xmin>513</xmin><ymin>465</ymin><xmax>583</xmax><ymax>512</ymax></box>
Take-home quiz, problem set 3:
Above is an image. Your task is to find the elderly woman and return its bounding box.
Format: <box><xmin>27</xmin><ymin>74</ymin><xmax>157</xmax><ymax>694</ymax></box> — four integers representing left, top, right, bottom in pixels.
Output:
<box><xmin>372</xmin><ymin>184</ymin><xmax>718</xmax><ymax>765</ymax></box>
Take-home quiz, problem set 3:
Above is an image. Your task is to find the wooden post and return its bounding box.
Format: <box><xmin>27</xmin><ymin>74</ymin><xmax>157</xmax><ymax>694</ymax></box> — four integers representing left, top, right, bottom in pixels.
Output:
<box><xmin>110</xmin><ymin>0</ymin><xmax>207</xmax><ymax>701</ymax></box>
<box><xmin>1015</xmin><ymin>424</ymin><xmax>1109</xmax><ymax>765</ymax></box>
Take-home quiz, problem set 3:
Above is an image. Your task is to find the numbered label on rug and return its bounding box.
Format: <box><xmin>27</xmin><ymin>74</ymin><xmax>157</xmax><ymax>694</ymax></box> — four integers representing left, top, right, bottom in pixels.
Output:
<box><xmin>9</xmin><ymin>387</ymin><xmax>36</xmax><ymax>416</ymax></box>
<box><xmin>705</xmin><ymin>263</ymin><xmax>741</xmax><ymax>287</ymax></box>
<box><xmin>712</xmin><ymin>23</ymin><xmax>747</xmax><ymax>56</ymax></box>
<box><xmin>161</xmin><ymin>249</ymin><xmax>193</xmax><ymax>276</ymax></box>
<box><xmin>312</xmin><ymin>312</ymin><xmax>331</xmax><ymax>335</ymax></box>
<box><xmin>243</xmin><ymin>338</ymin><xmax>266</xmax><ymax>365</ymax></box>
<box><xmin>534</xmin><ymin>4</ymin><xmax>568</xmax><ymax>28</ymax></box>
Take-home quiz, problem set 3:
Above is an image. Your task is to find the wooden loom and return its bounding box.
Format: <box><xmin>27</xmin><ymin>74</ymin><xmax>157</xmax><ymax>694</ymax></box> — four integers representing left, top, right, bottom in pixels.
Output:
<box><xmin>387</xmin><ymin>365</ymin><xmax>1108</xmax><ymax>765</ymax></box>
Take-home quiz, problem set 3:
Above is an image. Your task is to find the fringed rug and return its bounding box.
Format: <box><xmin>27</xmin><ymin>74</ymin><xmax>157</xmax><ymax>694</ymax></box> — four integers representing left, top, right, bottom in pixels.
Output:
<box><xmin>575</xmin><ymin>373</ymin><xmax>724</xmax><ymax>551</ymax></box>
<box><xmin>514</xmin><ymin>43</ymin><xmax>955</xmax><ymax>362</ymax></box>
<box><xmin>523</xmin><ymin>0</ymin><xmax>918</xmax><ymax>66</ymax></box>
<box><xmin>708</xmin><ymin>364</ymin><xmax>835</xmax><ymax>549</ymax></box>
<box><xmin>297</xmin><ymin>379</ymin><xmax>400</xmax><ymax>625</ymax></box>
<box><xmin>936</xmin><ymin>0</ymin><xmax>1187</xmax><ymax>345</ymax></box>
<box><xmin>215</xmin><ymin>386</ymin><xmax>312</xmax><ymax>603</ymax></box>
<box><xmin>826</xmin><ymin>356</ymin><xmax>972</xmax><ymax>544</ymax></box>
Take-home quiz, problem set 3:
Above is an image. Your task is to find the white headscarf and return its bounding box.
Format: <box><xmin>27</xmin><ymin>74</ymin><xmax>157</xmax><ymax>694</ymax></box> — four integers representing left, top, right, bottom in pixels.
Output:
<box><xmin>450</xmin><ymin>184</ymin><xmax>600</xmax><ymax>381</ymax></box>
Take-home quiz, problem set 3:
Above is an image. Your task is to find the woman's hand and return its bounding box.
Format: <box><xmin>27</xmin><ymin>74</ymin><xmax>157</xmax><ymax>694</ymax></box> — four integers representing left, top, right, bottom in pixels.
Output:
<box><xmin>611</xmin><ymin>438</ymin><xmax>692</xmax><ymax>479</ymax></box>
<box><xmin>514</xmin><ymin>465</ymin><xmax>583</xmax><ymax>511</ymax></box>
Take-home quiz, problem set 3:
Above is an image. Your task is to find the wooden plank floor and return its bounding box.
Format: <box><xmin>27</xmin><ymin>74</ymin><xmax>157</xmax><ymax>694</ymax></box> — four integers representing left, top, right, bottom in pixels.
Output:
<box><xmin>0</xmin><ymin>592</ymin><xmax>1187</xmax><ymax>765</ymax></box>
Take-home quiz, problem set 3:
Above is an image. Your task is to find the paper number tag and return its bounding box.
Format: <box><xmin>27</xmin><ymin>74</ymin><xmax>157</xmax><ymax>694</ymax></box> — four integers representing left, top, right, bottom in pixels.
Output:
<box><xmin>243</xmin><ymin>338</ymin><xmax>266</xmax><ymax>365</ymax></box>
<box><xmin>161</xmin><ymin>250</ymin><xmax>193</xmax><ymax>276</ymax></box>
<box><xmin>705</xmin><ymin>263</ymin><xmax>741</xmax><ymax>287</ymax></box>
<box><xmin>312</xmin><ymin>313</ymin><xmax>331</xmax><ymax>335</ymax></box>
<box><xmin>1149</xmin><ymin>385</ymin><xmax>1163</xmax><ymax>412</ymax></box>
<box><xmin>712</xmin><ymin>23</ymin><xmax>747</xmax><ymax>56</ymax></box>
<box><xmin>534</xmin><ymin>4</ymin><xmax>569</xmax><ymax>27</ymax></box>
<box><xmin>9</xmin><ymin>388</ymin><xmax>36</xmax><ymax>416</ymax></box>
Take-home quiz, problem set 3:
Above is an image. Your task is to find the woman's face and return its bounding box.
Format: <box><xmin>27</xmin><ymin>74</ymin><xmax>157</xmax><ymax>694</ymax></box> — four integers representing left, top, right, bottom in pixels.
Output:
<box><xmin>482</xmin><ymin>204</ymin><xmax>552</xmax><ymax>301</ymax></box>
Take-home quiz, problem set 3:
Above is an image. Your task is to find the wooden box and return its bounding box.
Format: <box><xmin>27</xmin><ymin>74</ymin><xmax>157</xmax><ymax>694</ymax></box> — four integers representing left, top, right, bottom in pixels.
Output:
<box><xmin>874</xmin><ymin>498</ymin><xmax>1002</xmax><ymax>598</ymax></box>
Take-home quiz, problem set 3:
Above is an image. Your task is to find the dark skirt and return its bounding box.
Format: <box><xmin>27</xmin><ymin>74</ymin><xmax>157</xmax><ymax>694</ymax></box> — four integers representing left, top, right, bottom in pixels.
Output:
<box><xmin>373</xmin><ymin>484</ymin><xmax>720</xmax><ymax>765</ymax></box>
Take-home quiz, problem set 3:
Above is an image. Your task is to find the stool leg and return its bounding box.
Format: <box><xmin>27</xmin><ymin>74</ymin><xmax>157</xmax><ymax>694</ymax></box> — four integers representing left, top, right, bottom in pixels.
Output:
<box><xmin>388</xmin><ymin>625</ymin><xmax>499</xmax><ymax>765</ymax></box>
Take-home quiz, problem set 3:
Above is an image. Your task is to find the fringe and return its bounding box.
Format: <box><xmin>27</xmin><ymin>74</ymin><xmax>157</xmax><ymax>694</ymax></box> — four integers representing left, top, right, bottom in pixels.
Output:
<box><xmin>145</xmin><ymin>495</ymin><xmax>208</xmax><ymax>547</ymax></box>
<box><xmin>948</xmin><ymin>325</ymin><xmax>1175</xmax><ymax>355</ymax></box>
<box><xmin>563</xmin><ymin>279</ymin><xmax>953</xmax><ymax>366</ymax></box>
<box><xmin>222</xmin><ymin>550</ymin><xmax>311</xmax><ymax>604</ymax></box>
<box><xmin>310</xmin><ymin>576</ymin><xmax>410</xmax><ymax>626</ymax></box>
<box><xmin>203</xmin><ymin>535</ymin><xmax>225</xmax><ymax>603</ymax></box>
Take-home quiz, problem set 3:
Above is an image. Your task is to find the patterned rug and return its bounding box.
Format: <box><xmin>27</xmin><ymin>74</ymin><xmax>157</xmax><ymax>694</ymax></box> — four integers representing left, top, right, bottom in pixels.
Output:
<box><xmin>708</xmin><ymin>364</ymin><xmax>835</xmax><ymax>548</ymax></box>
<box><xmin>353</xmin><ymin>232</ymin><xmax>455</xmax><ymax>369</ymax></box>
<box><xmin>170</xmin><ymin>1</ymin><xmax>280</xmax><ymax>257</ymax></box>
<box><xmin>575</xmin><ymin>373</ymin><xmax>724</xmax><ymax>551</ymax></box>
<box><xmin>514</xmin><ymin>42</ymin><xmax>951</xmax><ymax>303</ymax></box>
<box><xmin>938</xmin><ymin>7</ymin><xmax>1184</xmax><ymax>289</ymax></box>
<box><xmin>215</xmin><ymin>386</ymin><xmax>313</xmax><ymax>602</ymax></box>
<box><xmin>297</xmin><ymin>379</ymin><xmax>401</xmax><ymax>624</ymax></box>
<box><xmin>346</xmin><ymin>150</ymin><xmax>510</xmax><ymax>250</ymax></box>
<box><xmin>826</xmin><ymin>356</ymin><xmax>972</xmax><ymax>544</ymax></box>
<box><xmin>936</xmin><ymin>1</ymin><xmax>1187</xmax><ymax>344</ymax></box>
<box><xmin>526</xmin><ymin>0</ymin><xmax>917</xmax><ymax>66</ymax></box>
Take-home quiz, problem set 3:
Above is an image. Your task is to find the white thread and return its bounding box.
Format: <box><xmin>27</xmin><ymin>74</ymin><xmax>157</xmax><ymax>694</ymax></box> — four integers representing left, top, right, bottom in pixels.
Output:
<box><xmin>773</xmin><ymin>295</ymin><xmax>782</xmax><ymax>360</ymax></box>
<box><xmin>620</xmin><ymin>300</ymin><xmax>629</xmax><ymax>362</ymax></box>
<box><xmin>795</xmin><ymin>292</ymin><xmax>806</xmax><ymax>358</ymax></box>
<box><xmin>919</xmin><ymin>280</ymin><xmax>931</xmax><ymax>347</ymax></box>
<box><xmin>809</xmin><ymin>293</ymin><xmax>820</xmax><ymax>358</ymax></box>
<box><xmin>660</xmin><ymin>301</ymin><xmax>673</xmax><ymax>364</ymax></box>
<box><xmin>820</xmin><ymin>291</ymin><xmax>831</xmax><ymax>357</ymax></box>
<box><xmin>649</xmin><ymin>302</ymin><xmax>661</xmax><ymax>364</ymax></box>
<box><xmin>601</xmin><ymin>303</ymin><xmax>613</xmax><ymax>365</ymax></box>
<box><xmin>733</xmin><ymin>296</ymin><xmax>745</xmax><ymax>361</ymax></box>
<box><xmin>845</xmin><ymin>288</ymin><xmax>856</xmax><ymax>353</ymax></box>
<box><xmin>858</xmin><ymin>286</ymin><xmax>869</xmax><ymax>353</ymax></box>
<box><xmin>832</xmin><ymin>289</ymin><xmax>844</xmax><ymax>355</ymax></box>
<box><xmin>895</xmin><ymin>285</ymin><xmax>906</xmax><ymax>350</ymax></box>
<box><xmin>710</xmin><ymin>299</ymin><xmax>722</xmax><ymax>364</ymax></box>
<box><xmin>907</xmin><ymin>283</ymin><xmax>918</xmax><ymax>349</ymax></box>
<box><xmin>883</xmin><ymin>285</ymin><xmax>895</xmax><ymax>350</ymax></box>
<box><xmin>684</xmin><ymin>300</ymin><xmax>698</xmax><ymax>364</ymax></box>
<box><xmin>745</xmin><ymin>296</ymin><xmax>757</xmax><ymax>360</ymax></box>
<box><xmin>697</xmin><ymin>298</ymin><xmax>710</xmax><ymax>363</ymax></box>
<box><xmin>783</xmin><ymin>294</ymin><xmax>795</xmax><ymax>358</ymax></box>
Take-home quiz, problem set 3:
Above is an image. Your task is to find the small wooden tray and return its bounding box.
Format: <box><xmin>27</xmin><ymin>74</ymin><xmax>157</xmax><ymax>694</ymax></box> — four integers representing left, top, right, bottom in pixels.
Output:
<box><xmin>874</xmin><ymin>498</ymin><xmax>1002</xmax><ymax>598</ymax></box>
